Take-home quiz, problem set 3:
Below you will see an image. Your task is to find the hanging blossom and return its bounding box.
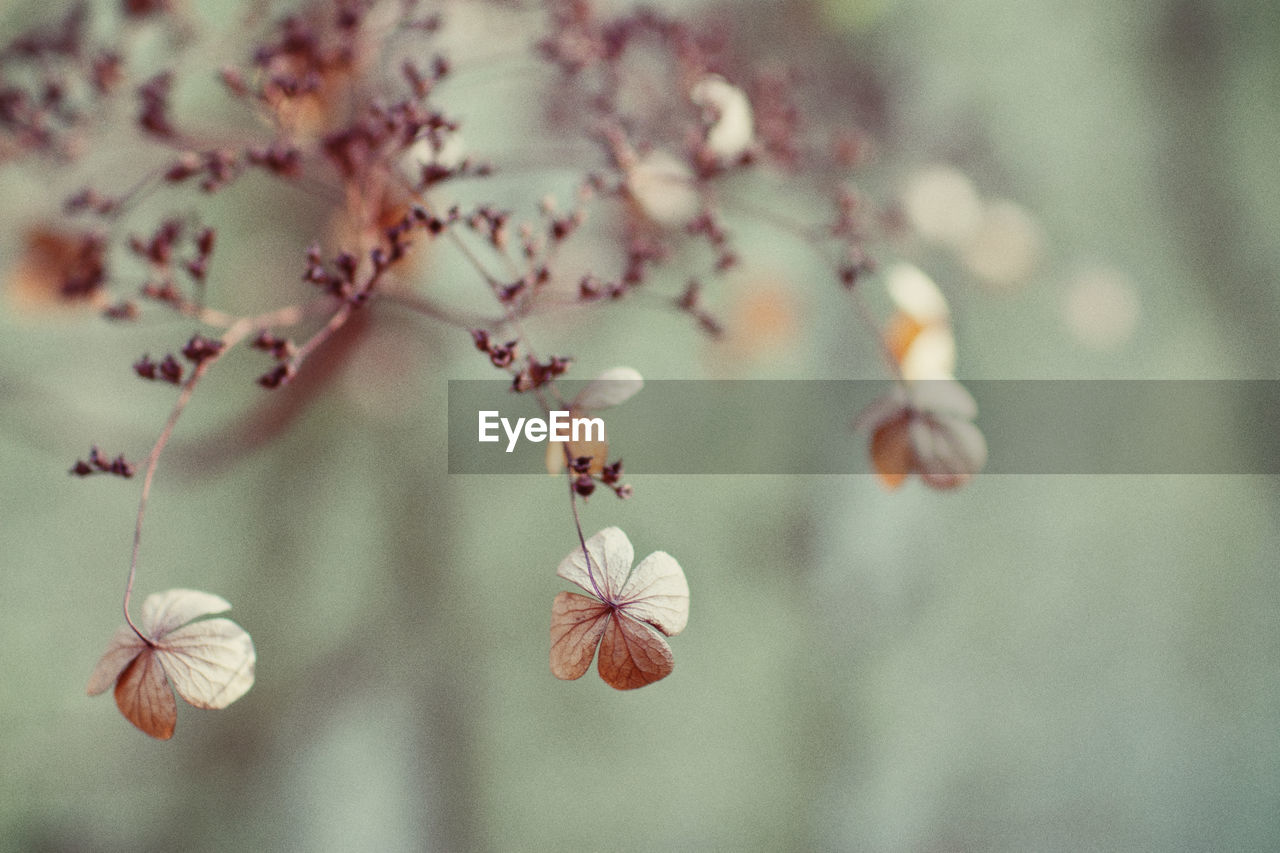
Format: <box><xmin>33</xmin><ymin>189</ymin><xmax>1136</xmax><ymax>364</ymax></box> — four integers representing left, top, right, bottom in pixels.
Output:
<box><xmin>550</xmin><ymin>527</ymin><xmax>689</xmax><ymax>690</ymax></box>
<box><xmin>691</xmin><ymin>74</ymin><xmax>755</xmax><ymax>164</ymax></box>
<box><xmin>546</xmin><ymin>366</ymin><xmax>644</xmax><ymax>476</ymax></box>
<box><xmin>855</xmin><ymin>378</ymin><xmax>988</xmax><ymax>491</ymax></box>
<box><xmin>882</xmin><ymin>262</ymin><xmax>956</xmax><ymax>381</ymax></box>
<box><xmin>87</xmin><ymin>589</ymin><xmax>256</xmax><ymax>739</ymax></box>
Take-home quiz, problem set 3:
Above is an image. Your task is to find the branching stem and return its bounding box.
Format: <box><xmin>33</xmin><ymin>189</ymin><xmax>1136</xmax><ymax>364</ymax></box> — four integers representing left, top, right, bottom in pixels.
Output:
<box><xmin>122</xmin><ymin>302</ymin><xmax>309</xmax><ymax>640</ymax></box>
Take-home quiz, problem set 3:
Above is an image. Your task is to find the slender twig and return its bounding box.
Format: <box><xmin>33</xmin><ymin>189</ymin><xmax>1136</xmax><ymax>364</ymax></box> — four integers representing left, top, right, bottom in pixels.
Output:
<box><xmin>121</xmin><ymin>302</ymin><xmax>308</xmax><ymax>639</ymax></box>
<box><xmin>123</xmin><ymin>360</ymin><xmax>206</xmax><ymax>641</ymax></box>
<box><xmin>565</xmin><ymin>466</ymin><xmax>603</xmax><ymax>602</ymax></box>
<box><xmin>445</xmin><ymin>228</ymin><xmax>504</xmax><ymax>289</ymax></box>
<box><xmin>288</xmin><ymin>298</ymin><xmax>356</xmax><ymax>367</ymax></box>
<box><xmin>381</xmin><ymin>290</ymin><xmax>497</xmax><ymax>329</ymax></box>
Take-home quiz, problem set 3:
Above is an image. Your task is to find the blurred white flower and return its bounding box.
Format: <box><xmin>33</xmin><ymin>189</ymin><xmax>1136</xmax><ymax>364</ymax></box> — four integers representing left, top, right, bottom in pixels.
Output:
<box><xmin>855</xmin><ymin>379</ymin><xmax>987</xmax><ymax>490</ymax></box>
<box><xmin>883</xmin><ymin>262</ymin><xmax>956</xmax><ymax>380</ymax></box>
<box><xmin>547</xmin><ymin>367</ymin><xmax>643</xmax><ymax>475</ymax></box>
<box><xmin>399</xmin><ymin>129</ymin><xmax>467</xmax><ymax>181</ymax></box>
<box><xmin>902</xmin><ymin>164</ymin><xmax>983</xmax><ymax>248</ymax></box>
<box><xmin>625</xmin><ymin>149</ymin><xmax>700</xmax><ymax>227</ymax></box>
<box><xmin>961</xmin><ymin>199</ymin><xmax>1044</xmax><ymax>288</ymax></box>
<box><xmin>691</xmin><ymin>74</ymin><xmax>754</xmax><ymax>162</ymax></box>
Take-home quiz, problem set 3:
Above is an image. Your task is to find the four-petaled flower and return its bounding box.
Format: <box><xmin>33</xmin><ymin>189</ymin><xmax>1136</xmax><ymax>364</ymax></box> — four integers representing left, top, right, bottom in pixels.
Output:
<box><xmin>87</xmin><ymin>588</ymin><xmax>256</xmax><ymax>739</ymax></box>
<box><xmin>856</xmin><ymin>378</ymin><xmax>988</xmax><ymax>490</ymax></box>
<box><xmin>550</xmin><ymin>527</ymin><xmax>689</xmax><ymax>689</ymax></box>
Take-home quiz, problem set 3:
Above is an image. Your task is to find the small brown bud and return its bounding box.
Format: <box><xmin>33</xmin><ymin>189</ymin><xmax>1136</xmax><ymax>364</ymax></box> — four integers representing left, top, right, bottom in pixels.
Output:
<box><xmin>138</xmin><ymin>72</ymin><xmax>175</xmax><ymax>139</ymax></box>
<box><xmin>133</xmin><ymin>355</ymin><xmax>157</xmax><ymax>380</ymax></box>
<box><xmin>488</xmin><ymin>343</ymin><xmax>516</xmax><ymax>369</ymax></box>
<box><xmin>258</xmin><ymin>363</ymin><xmax>296</xmax><ymax>389</ymax></box>
<box><xmin>158</xmin><ymin>354</ymin><xmax>183</xmax><ymax>384</ymax></box>
<box><xmin>573</xmin><ymin>474</ymin><xmax>596</xmax><ymax>497</ymax></box>
<box><xmin>104</xmin><ymin>301</ymin><xmax>139</xmax><ymax>321</ymax></box>
<box><xmin>181</xmin><ymin>334</ymin><xmax>224</xmax><ymax>364</ymax></box>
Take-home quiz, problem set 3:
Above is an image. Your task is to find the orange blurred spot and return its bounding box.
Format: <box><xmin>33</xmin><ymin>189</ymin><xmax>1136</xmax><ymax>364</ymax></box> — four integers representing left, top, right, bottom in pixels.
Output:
<box><xmin>325</xmin><ymin>183</ymin><xmax>430</xmax><ymax>285</ymax></box>
<box><xmin>7</xmin><ymin>227</ymin><xmax>107</xmax><ymax>313</ymax></box>
<box><xmin>884</xmin><ymin>313</ymin><xmax>926</xmax><ymax>367</ymax></box>
<box><xmin>902</xmin><ymin>164</ymin><xmax>983</xmax><ymax>248</ymax></box>
<box><xmin>869</xmin><ymin>416</ymin><xmax>911</xmax><ymax>490</ymax></box>
<box><xmin>546</xmin><ymin>407</ymin><xmax>609</xmax><ymax>476</ymax></box>
<box><xmin>258</xmin><ymin>49</ymin><xmax>356</xmax><ymax>137</ymax></box>
<box><xmin>723</xmin><ymin>282</ymin><xmax>799</xmax><ymax>360</ymax></box>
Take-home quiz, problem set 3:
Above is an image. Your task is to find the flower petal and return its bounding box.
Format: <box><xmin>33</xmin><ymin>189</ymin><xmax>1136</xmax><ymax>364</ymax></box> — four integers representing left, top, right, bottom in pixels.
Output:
<box><xmin>556</xmin><ymin>527</ymin><xmax>634</xmax><ymax>602</ymax></box>
<box><xmin>140</xmin><ymin>588</ymin><xmax>232</xmax><ymax>640</ymax></box>
<box><xmin>568</xmin><ymin>443</ymin><xmax>610</xmax><ymax>477</ymax></box>
<box><xmin>617</xmin><ymin>551</ymin><xmax>689</xmax><ymax>636</ymax></box>
<box><xmin>154</xmin><ymin>617</ymin><xmax>256</xmax><ymax>709</ymax></box>
<box><xmin>911</xmin><ymin>413</ymin><xmax>987</xmax><ymax>489</ymax></box>
<box><xmin>887</xmin><ymin>262</ymin><xmax>949</xmax><ymax>322</ymax></box>
<box><xmin>550</xmin><ymin>592</ymin><xmax>611</xmax><ymax>681</ymax></box>
<box><xmin>546</xmin><ymin>420</ymin><xmax>612</xmax><ymax>476</ymax></box>
<box><xmin>86</xmin><ymin>625</ymin><xmax>146</xmax><ymax>696</ymax></box>
<box><xmin>113</xmin><ymin>649</ymin><xmax>177</xmax><ymax>740</ymax></box>
<box><xmin>905</xmin><ymin>378</ymin><xmax>978</xmax><ymax>419</ymax></box>
<box><xmin>898</xmin><ymin>323</ymin><xmax>956</xmax><ymax>381</ymax></box>
<box><xmin>869</xmin><ymin>415</ymin><xmax>912</xmax><ymax>490</ymax></box>
<box><xmin>597</xmin><ymin>611</ymin><xmax>674</xmax><ymax>690</ymax></box>
<box><xmin>626</xmin><ymin>150</ymin><xmax>699</xmax><ymax>228</ymax></box>
<box><xmin>691</xmin><ymin>74</ymin><xmax>754</xmax><ymax>161</ymax></box>
<box><xmin>852</xmin><ymin>386</ymin><xmax>909</xmax><ymax>434</ymax></box>
<box><xmin>572</xmin><ymin>367</ymin><xmax>644</xmax><ymax>411</ymax></box>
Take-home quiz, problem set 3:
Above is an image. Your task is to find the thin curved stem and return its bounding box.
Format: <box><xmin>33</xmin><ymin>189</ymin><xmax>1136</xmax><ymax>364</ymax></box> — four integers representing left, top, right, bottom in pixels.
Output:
<box><xmin>123</xmin><ymin>364</ymin><xmax>204</xmax><ymax>641</ymax></box>
<box><xmin>121</xmin><ymin>302</ymin><xmax>309</xmax><ymax>639</ymax></box>
<box><xmin>565</xmin><ymin>462</ymin><xmax>603</xmax><ymax>602</ymax></box>
<box><xmin>381</xmin><ymin>290</ymin><xmax>497</xmax><ymax>329</ymax></box>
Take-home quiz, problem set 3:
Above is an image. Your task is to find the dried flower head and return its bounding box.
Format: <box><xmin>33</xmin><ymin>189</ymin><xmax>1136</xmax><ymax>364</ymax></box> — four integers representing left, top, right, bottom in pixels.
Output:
<box><xmin>87</xmin><ymin>589</ymin><xmax>256</xmax><ymax>739</ymax></box>
<box><xmin>883</xmin><ymin>263</ymin><xmax>956</xmax><ymax>381</ymax></box>
<box><xmin>856</xmin><ymin>379</ymin><xmax>988</xmax><ymax>490</ymax></box>
<box><xmin>551</xmin><ymin>527</ymin><xmax>688</xmax><ymax>690</ymax></box>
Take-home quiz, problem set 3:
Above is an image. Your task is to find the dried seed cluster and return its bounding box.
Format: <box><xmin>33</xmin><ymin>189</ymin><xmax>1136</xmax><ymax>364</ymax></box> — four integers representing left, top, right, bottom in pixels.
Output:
<box><xmin>0</xmin><ymin>0</ymin><xmax>994</xmax><ymax>723</ymax></box>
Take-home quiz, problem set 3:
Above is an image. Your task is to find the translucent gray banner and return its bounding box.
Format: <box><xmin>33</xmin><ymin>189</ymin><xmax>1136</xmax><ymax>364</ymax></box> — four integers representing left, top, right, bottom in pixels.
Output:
<box><xmin>447</xmin><ymin>380</ymin><xmax>1280</xmax><ymax>474</ymax></box>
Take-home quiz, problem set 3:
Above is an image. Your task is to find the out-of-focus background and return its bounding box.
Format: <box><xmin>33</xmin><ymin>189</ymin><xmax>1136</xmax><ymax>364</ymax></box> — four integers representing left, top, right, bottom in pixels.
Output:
<box><xmin>2</xmin><ymin>0</ymin><xmax>1278</xmax><ymax>850</ymax></box>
